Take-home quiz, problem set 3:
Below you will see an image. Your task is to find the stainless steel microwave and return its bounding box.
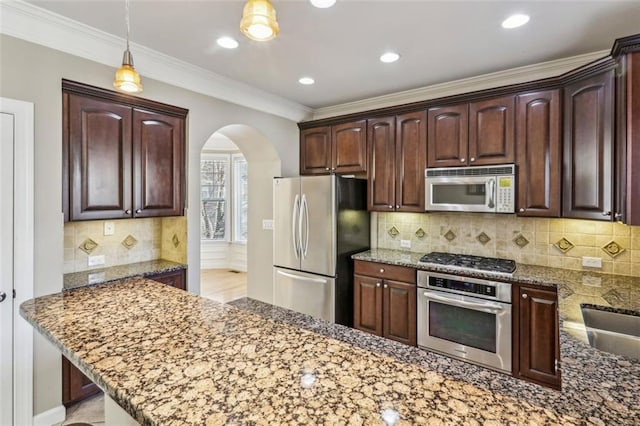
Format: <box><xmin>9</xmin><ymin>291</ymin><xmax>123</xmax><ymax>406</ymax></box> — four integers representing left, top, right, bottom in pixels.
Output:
<box><xmin>425</xmin><ymin>164</ymin><xmax>515</xmax><ymax>213</ymax></box>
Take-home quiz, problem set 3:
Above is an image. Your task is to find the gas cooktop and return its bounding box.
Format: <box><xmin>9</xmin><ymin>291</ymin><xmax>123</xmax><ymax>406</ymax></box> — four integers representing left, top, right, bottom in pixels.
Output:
<box><xmin>419</xmin><ymin>252</ymin><xmax>516</xmax><ymax>274</ymax></box>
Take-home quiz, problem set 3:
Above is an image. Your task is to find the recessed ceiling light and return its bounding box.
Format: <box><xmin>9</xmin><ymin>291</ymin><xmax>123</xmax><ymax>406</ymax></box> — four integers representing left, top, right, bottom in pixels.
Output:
<box><xmin>380</xmin><ymin>52</ymin><xmax>400</xmax><ymax>63</ymax></box>
<box><xmin>299</xmin><ymin>77</ymin><xmax>315</xmax><ymax>85</ymax></box>
<box><xmin>501</xmin><ymin>14</ymin><xmax>530</xmax><ymax>29</ymax></box>
<box><xmin>216</xmin><ymin>36</ymin><xmax>239</xmax><ymax>49</ymax></box>
<box><xmin>310</xmin><ymin>0</ymin><xmax>336</xmax><ymax>8</ymax></box>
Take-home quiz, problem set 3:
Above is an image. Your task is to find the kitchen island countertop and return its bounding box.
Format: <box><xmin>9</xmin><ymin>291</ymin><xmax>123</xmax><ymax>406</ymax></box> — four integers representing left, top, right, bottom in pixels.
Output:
<box><xmin>21</xmin><ymin>278</ymin><xmax>639</xmax><ymax>425</ymax></box>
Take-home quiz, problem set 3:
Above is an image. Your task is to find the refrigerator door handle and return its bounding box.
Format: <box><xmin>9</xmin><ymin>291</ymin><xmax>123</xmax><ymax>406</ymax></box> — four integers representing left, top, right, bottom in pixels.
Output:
<box><xmin>292</xmin><ymin>194</ymin><xmax>300</xmax><ymax>259</ymax></box>
<box><xmin>276</xmin><ymin>269</ymin><xmax>328</xmax><ymax>284</ymax></box>
<box><xmin>301</xmin><ymin>194</ymin><xmax>310</xmax><ymax>258</ymax></box>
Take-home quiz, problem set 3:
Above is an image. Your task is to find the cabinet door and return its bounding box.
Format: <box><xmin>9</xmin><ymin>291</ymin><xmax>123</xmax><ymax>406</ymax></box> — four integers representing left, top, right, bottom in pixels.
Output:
<box><xmin>519</xmin><ymin>286</ymin><xmax>560</xmax><ymax>389</ymax></box>
<box><xmin>367</xmin><ymin>117</ymin><xmax>396</xmax><ymax>211</ymax></box>
<box><xmin>146</xmin><ymin>269</ymin><xmax>186</xmax><ymax>290</ymax></box>
<box><xmin>354</xmin><ymin>274</ymin><xmax>383</xmax><ymax>337</ymax></box>
<box><xmin>383</xmin><ymin>280</ymin><xmax>416</xmax><ymax>346</ymax></box>
<box><xmin>563</xmin><ymin>70</ymin><xmax>615</xmax><ymax>220</ymax></box>
<box><xmin>469</xmin><ymin>95</ymin><xmax>515</xmax><ymax>166</ymax></box>
<box><xmin>62</xmin><ymin>356</ymin><xmax>101</xmax><ymax>407</ymax></box>
<box><xmin>516</xmin><ymin>90</ymin><xmax>561</xmax><ymax>217</ymax></box>
<box><xmin>69</xmin><ymin>95</ymin><xmax>132</xmax><ymax>220</ymax></box>
<box><xmin>332</xmin><ymin>120</ymin><xmax>367</xmax><ymax>173</ymax></box>
<box><xmin>300</xmin><ymin>126</ymin><xmax>332</xmax><ymax>175</ymax></box>
<box><xmin>132</xmin><ymin>109</ymin><xmax>184</xmax><ymax>217</ymax></box>
<box><xmin>395</xmin><ymin>111</ymin><xmax>427</xmax><ymax>212</ymax></box>
<box><xmin>427</xmin><ymin>104</ymin><xmax>468</xmax><ymax>167</ymax></box>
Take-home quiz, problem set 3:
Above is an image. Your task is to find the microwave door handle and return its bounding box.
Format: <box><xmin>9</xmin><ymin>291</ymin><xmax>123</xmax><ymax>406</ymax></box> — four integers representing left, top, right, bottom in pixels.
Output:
<box><xmin>423</xmin><ymin>291</ymin><xmax>504</xmax><ymax>313</ymax></box>
<box><xmin>487</xmin><ymin>178</ymin><xmax>495</xmax><ymax>209</ymax></box>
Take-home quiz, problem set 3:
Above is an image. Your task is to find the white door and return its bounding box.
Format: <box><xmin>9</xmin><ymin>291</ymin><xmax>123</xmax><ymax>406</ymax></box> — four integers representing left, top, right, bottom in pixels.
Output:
<box><xmin>0</xmin><ymin>111</ymin><xmax>15</xmax><ymax>425</ymax></box>
<box><xmin>1</xmin><ymin>97</ymin><xmax>34</xmax><ymax>425</ymax></box>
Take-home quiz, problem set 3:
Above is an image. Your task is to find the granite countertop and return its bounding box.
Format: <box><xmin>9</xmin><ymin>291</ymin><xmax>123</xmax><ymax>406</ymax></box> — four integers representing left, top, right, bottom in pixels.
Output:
<box><xmin>21</xmin><ymin>278</ymin><xmax>640</xmax><ymax>425</ymax></box>
<box><xmin>352</xmin><ymin>248</ymin><xmax>640</xmax><ymax>326</ymax></box>
<box><xmin>63</xmin><ymin>259</ymin><xmax>187</xmax><ymax>290</ymax></box>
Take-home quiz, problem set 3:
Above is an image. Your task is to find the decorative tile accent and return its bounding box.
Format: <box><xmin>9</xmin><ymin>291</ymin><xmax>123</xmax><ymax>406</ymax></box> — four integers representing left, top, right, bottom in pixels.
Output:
<box><xmin>602</xmin><ymin>240</ymin><xmax>625</xmax><ymax>258</ymax></box>
<box><xmin>443</xmin><ymin>230</ymin><xmax>456</xmax><ymax>242</ymax></box>
<box><xmin>78</xmin><ymin>238</ymin><xmax>98</xmax><ymax>255</ymax></box>
<box><xmin>172</xmin><ymin>233</ymin><xmax>180</xmax><ymax>248</ymax></box>
<box><xmin>601</xmin><ymin>289</ymin><xmax>626</xmax><ymax>306</ymax></box>
<box><xmin>557</xmin><ymin>285</ymin><xmax>574</xmax><ymax>301</ymax></box>
<box><xmin>554</xmin><ymin>237</ymin><xmax>575</xmax><ymax>253</ymax></box>
<box><xmin>513</xmin><ymin>234</ymin><xmax>530</xmax><ymax>249</ymax></box>
<box><xmin>415</xmin><ymin>228</ymin><xmax>426</xmax><ymax>239</ymax></box>
<box><xmin>121</xmin><ymin>235</ymin><xmax>138</xmax><ymax>250</ymax></box>
<box><xmin>476</xmin><ymin>232</ymin><xmax>491</xmax><ymax>246</ymax></box>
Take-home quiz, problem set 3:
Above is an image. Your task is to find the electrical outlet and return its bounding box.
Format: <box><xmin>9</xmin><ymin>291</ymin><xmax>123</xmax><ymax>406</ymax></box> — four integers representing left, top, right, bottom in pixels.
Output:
<box><xmin>400</xmin><ymin>239</ymin><xmax>411</xmax><ymax>249</ymax></box>
<box><xmin>103</xmin><ymin>221</ymin><xmax>115</xmax><ymax>236</ymax></box>
<box><xmin>582</xmin><ymin>256</ymin><xmax>602</xmax><ymax>268</ymax></box>
<box><xmin>262</xmin><ymin>219</ymin><xmax>274</xmax><ymax>230</ymax></box>
<box><xmin>88</xmin><ymin>255</ymin><xmax>105</xmax><ymax>267</ymax></box>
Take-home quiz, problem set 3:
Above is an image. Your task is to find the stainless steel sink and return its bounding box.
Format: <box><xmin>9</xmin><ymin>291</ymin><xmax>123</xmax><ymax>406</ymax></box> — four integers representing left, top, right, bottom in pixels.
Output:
<box><xmin>581</xmin><ymin>305</ymin><xmax>640</xmax><ymax>360</ymax></box>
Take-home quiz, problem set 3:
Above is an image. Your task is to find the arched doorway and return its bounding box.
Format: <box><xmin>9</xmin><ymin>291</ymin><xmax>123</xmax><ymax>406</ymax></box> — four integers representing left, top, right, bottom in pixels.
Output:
<box><xmin>194</xmin><ymin>124</ymin><xmax>280</xmax><ymax>303</ymax></box>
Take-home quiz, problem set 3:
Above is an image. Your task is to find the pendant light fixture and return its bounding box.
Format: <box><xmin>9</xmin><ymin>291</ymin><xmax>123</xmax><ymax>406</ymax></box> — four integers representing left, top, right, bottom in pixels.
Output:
<box><xmin>114</xmin><ymin>0</ymin><xmax>143</xmax><ymax>93</ymax></box>
<box><xmin>240</xmin><ymin>0</ymin><xmax>279</xmax><ymax>42</ymax></box>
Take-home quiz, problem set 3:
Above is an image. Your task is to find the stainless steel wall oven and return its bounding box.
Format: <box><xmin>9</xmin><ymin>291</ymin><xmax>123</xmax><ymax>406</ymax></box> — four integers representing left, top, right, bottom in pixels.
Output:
<box><xmin>417</xmin><ymin>271</ymin><xmax>512</xmax><ymax>372</ymax></box>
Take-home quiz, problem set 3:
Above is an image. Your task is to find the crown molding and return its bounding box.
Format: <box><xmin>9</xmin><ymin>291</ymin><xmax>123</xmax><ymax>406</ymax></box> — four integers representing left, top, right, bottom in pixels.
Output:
<box><xmin>312</xmin><ymin>49</ymin><xmax>609</xmax><ymax>120</ymax></box>
<box><xmin>0</xmin><ymin>0</ymin><xmax>312</xmax><ymax>122</ymax></box>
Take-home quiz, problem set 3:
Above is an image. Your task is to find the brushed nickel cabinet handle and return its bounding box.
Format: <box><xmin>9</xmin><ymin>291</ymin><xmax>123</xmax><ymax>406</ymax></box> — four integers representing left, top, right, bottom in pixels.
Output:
<box><xmin>136</xmin><ymin>209</ymin><xmax>142</xmax><ymax>214</ymax></box>
<box><xmin>522</xmin><ymin>294</ymin><xmax>528</xmax><ymax>299</ymax></box>
<box><xmin>470</xmin><ymin>157</ymin><xmax>476</xmax><ymax>162</ymax></box>
<box><xmin>460</xmin><ymin>158</ymin><xmax>466</xmax><ymax>163</ymax></box>
<box><xmin>519</xmin><ymin>208</ymin><xmax>525</xmax><ymax>212</ymax></box>
<box><xmin>379</xmin><ymin>268</ymin><xmax>384</xmax><ymax>273</ymax></box>
<box><xmin>376</xmin><ymin>283</ymin><xmax>381</xmax><ymax>287</ymax></box>
<box><xmin>125</xmin><ymin>209</ymin><xmax>131</xmax><ymax>215</ymax></box>
<box><xmin>383</xmin><ymin>284</ymin><xmax>388</xmax><ymax>289</ymax></box>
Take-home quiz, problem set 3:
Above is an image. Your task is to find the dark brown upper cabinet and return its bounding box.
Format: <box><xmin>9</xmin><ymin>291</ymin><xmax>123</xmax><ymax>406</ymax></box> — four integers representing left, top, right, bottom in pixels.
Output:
<box><xmin>428</xmin><ymin>96</ymin><xmax>515</xmax><ymax>167</ymax></box>
<box><xmin>562</xmin><ymin>70</ymin><xmax>615</xmax><ymax>221</ymax></box>
<box><xmin>63</xmin><ymin>80</ymin><xmax>187</xmax><ymax>222</ymax></box>
<box><xmin>368</xmin><ymin>111</ymin><xmax>427</xmax><ymax>212</ymax></box>
<box><xmin>300</xmin><ymin>120</ymin><xmax>367</xmax><ymax>175</ymax></box>
<box><xmin>516</xmin><ymin>90</ymin><xmax>562</xmax><ymax>217</ymax></box>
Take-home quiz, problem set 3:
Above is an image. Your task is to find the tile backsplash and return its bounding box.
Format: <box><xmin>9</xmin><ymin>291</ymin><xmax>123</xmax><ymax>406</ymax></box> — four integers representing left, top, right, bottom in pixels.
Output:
<box><xmin>375</xmin><ymin>212</ymin><xmax>640</xmax><ymax>277</ymax></box>
<box><xmin>64</xmin><ymin>217</ymin><xmax>187</xmax><ymax>273</ymax></box>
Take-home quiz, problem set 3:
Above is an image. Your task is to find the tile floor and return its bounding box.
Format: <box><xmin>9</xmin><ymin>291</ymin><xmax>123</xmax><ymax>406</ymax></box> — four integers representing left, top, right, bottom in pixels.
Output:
<box><xmin>55</xmin><ymin>393</ymin><xmax>104</xmax><ymax>426</ymax></box>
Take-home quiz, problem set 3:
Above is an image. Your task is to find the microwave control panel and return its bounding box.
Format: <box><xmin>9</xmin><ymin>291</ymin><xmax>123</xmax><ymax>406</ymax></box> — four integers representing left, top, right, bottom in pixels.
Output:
<box><xmin>496</xmin><ymin>176</ymin><xmax>514</xmax><ymax>213</ymax></box>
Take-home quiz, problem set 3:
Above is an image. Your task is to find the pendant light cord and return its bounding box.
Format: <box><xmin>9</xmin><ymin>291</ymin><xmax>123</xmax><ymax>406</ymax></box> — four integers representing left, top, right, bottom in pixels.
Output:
<box><xmin>125</xmin><ymin>0</ymin><xmax>131</xmax><ymax>51</ymax></box>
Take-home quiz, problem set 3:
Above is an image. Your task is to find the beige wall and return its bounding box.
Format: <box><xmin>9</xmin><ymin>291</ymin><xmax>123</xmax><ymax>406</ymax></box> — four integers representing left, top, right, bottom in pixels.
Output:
<box><xmin>0</xmin><ymin>34</ymin><xmax>299</xmax><ymax>415</ymax></box>
<box><xmin>376</xmin><ymin>212</ymin><xmax>640</xmax><ymax>277</ymax></box>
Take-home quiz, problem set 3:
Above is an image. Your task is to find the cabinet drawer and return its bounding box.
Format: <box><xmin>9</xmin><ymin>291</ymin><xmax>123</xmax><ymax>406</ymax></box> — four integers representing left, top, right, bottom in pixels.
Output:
<box><xmin>354</xmin><ymin>260</ymin><xmax>415</xmax><ymax>284</ymax></box>
<box><xmin>146</xmin><ymin>269</ymin><xmax>186</xmax><ymax>291</ymax></box>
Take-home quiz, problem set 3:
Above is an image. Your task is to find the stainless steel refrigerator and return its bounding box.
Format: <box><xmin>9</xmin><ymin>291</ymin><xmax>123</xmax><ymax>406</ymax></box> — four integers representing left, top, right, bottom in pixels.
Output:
<box><xmin>273</xmin><ymin>175</ymin><xmax>370</xmax><ymax>326</ymax></box>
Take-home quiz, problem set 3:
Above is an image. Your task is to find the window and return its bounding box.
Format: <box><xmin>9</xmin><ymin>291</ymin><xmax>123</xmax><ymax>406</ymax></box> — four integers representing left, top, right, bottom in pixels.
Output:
<box><xmin>200</xmin><ymin>153</ymin><xmax>247</xmax><ymax>242</ymax></box>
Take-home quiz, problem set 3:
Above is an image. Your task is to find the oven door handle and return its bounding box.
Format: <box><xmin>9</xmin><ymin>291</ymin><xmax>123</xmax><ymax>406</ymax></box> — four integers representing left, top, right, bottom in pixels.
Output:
<box><xmin>423</xmin><ymin>291</ymin><xmax>505</xmax><ymax>313</ymax></box>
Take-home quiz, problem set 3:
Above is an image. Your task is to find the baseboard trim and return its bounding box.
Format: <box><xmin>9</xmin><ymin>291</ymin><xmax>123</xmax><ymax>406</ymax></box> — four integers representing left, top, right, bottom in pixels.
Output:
<box><xmin>33</xmin><ymin>404</ymin><xmax>65</xmax><ymax>426</ymax></box>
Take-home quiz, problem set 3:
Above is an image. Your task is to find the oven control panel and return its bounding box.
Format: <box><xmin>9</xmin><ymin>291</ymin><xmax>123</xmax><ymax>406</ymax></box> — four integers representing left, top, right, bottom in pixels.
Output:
<box><xmin>429</xmin><ymin>276</ymin><xmax>496</xmax><ymax>298</ymax></box>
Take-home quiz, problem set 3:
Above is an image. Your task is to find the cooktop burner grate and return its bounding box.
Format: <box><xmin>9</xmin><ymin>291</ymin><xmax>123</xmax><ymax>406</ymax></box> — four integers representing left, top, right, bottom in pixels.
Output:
<box><xmin>419</xmin><ymin>252</ymin><xmax>516</xmax><ymax>274</ymax></box>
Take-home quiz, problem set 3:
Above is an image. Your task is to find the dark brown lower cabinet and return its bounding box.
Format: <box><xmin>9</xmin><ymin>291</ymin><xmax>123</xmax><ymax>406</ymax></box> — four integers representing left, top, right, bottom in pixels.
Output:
<box><xmin>515</xmin><ymin>285</ymin><xmax>561</xmax><ymax>389</ymax></box>
<box><xmin>353</xmin><ymin>261</ymin><xmax>416</xmax><ymax>346</ymax></box>
<box><xmin>146</xmin><ymin>268</ymin><xmax>186</xmax><ymax>290</ymax></box>
<box><xmin>62</xmin><ymin>356</ymin><xmax>101</xmax><ymax>407</ymax></box>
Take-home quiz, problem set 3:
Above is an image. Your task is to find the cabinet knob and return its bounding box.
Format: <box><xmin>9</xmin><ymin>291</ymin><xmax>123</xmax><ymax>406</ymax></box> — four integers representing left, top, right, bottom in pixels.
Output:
<box><xmin>470</xmin><ymin>157</ymin><xmax>475</xmax><ymax>162</ymax></box>
<box><xmin>376</xmin><ymin>282</ymin><xmax>381</xmax><ymax>287</ymax></box>
<box><xmin>460</xmin><ymin>158</ymin><xmax>466</xmax><ymax>163</ymax></box>
<box><xmin>602</xmin><ymin>211</ymin><xmax>612</xmax><ymax>216</ymax></box>
<box><xmin>136</xmin><ymin>209</ymin><xmax>142</xmax><ymax>214</ymax></box>
<box><xmin>325</xmin><ymin>167</ymin><xmax>330</xmax><ymax>171</ymax></box>
<box><xmin>383</xmin><ymin>284</ymin><xmax>388</xmax><ymax>289</ymax></box>
<box><xmin>331</xmin><ymin>167</ymin><xmax>336</xmax><ymax>171</ymax></box>
<box><xmin>125</xmin><ymin>209</ymin><xmax>132</xmax><ymax>215</ymax></box>
<box><xmin>395</xmin><ymin>205</ymin><xmax>399</xmax><ymax>209</ymax></box>
<box><xmin>519</xmin><ymin>208</ymin><xmax>525</xmax><ymax>212</ymax></box>
<box><xmin>522</xmin><ymin>293</ymin><xmax>528</xmax><ymax>299</ymax></box>
<box><xmin>388</xmin><ymin>205</ymin><xmax>393</xmax><ymax>209</ymax></box>
<box><xmin>379</xmin><ymin>268</ymin><xmax>384</xmax><ymax>273</ymax></box>
<box><xmin>614</xmin><ymin>212</ymin><xmax>623</xmax><ymax>220</ymax></box>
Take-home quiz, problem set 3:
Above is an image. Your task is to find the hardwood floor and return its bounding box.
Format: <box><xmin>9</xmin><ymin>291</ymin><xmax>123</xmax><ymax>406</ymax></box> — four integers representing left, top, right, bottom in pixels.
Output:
<box><xmin>200</xmin><ymin>268</ymin><xmax>247</xmax><ymax>303</ymax></box>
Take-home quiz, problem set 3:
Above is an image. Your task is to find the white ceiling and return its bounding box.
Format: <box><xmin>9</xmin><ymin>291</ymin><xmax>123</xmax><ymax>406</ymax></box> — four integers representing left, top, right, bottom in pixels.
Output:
<box><xmin>25</xmin><ymin>0</ymin><xmax>640</xmax><ymax>110</ymax></box>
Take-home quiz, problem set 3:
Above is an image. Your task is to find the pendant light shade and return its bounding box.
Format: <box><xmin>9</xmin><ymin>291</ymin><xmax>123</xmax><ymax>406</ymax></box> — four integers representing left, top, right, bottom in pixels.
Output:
<box><xmin>240</xmin><ymin>0</ymin><xmax>279</xmax><ymax>42</ymax></box>
<box><xmin>114</xmin><ymin>0</ymin><xmax>143</xmax><ymax>93</ymax></box>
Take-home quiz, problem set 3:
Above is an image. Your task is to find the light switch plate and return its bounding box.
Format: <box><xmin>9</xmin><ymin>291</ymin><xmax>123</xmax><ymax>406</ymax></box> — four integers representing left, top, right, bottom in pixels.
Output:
<box><xmin>104</xmin><ymin>221</ymin><xmax>115</xmax><ymax>236</ymax></box>
<box><xmin>262</xmin><ymin>219</ymin><xmax>274</xmax><ymax>230</ymax></box>
<box><xmin>88</xmin><ymin>255</ymin><xmax>105</xmax><ymax>267</ymax></box>
<box><xmin>582</xmin><ymin>256</ymin><xmax>602</xmax><ymax>268</ymax></box>
<box><xmin>400</xmin><ymin>239</ymin><xmax>411</xmax><ymax>249</ymax></box>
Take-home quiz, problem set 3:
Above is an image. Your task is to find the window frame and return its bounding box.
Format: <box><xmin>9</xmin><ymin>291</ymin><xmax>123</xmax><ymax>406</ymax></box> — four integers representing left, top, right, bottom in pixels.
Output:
<box><xmin>200</xmin><ymin>153</ymin><xmax>231</xmax><ymax>242</ymax></box>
